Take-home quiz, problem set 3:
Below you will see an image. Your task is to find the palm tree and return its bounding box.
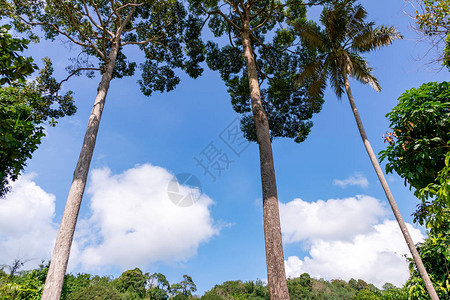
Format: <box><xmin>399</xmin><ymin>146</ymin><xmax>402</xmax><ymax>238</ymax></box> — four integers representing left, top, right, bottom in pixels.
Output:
<box><xmin>295</xmin><ymin>1</ymin><xmax>439</xmax><ymax>299</ymax></box>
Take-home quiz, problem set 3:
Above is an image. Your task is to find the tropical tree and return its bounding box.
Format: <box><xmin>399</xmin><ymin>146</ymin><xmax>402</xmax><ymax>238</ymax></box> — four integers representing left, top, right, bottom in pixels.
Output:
<box><xmin>380</xmin><ymin>81</ymin><xmax>450</xmax><ymax>206</ymax></box>
<box><xmin>147</xmin><ymin>273</ymin><xmax>170</xmax><ymax>300</ymax></box>
<box><xmin>380</xmin><ymin>82</ymin><xmax>449</xmax><ymax>298</ymax></box>
<box><xmin>0</xmin><ymin>24</ymin><xmax>76</xmax><ymax>197</ymax></box>
<box><xmin>5</xmin><ymin>1</ymin><xmax>204</xmax><ymax>298</ymax></box>
<box><xmin>188</xmin><ymin>1</ymin><xmax>327</xmax><ymax>298</ymax></box>
<box><xmin>294</xmin><ymin>1</ymin><xmax>439</xmax><ymax>299</ymax></box>
<box><xmin>170</xmin><ymin>275</ymin><xmax>197</xmax><ymax>298</ymax></box>
<box><xmin>114</xmin><ymin>268</ymin><xmax>147</xmax><ymax>299</ymax></box>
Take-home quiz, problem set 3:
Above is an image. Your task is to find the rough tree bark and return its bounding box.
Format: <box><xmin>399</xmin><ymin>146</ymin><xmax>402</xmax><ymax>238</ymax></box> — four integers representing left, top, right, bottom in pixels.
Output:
<box><xmin>342</xmin><ymin>71</ymin><xmax>440</xmax><ymax>300</ymax></box>
<box><xmin>41</xmin><ymin>41</ymin><xmax>120</xmax><ymax>300</ymax></box>
<box><xmin>241</xmin><ymin>22</ymin><xmax>290</xmax><ymax>300</ymax></box>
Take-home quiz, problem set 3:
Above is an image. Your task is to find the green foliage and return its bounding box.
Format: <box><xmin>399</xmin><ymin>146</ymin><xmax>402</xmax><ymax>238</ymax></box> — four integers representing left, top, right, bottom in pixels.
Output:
<box><xmin>416</xmin><ymin>152</ymin><xmax>450</xmax><ymax>233</ymax></box>
<box><xmin>61</xmin><ymin>273</ymin><xmax>92</xmax><ymax>299</ymax></box>
<box><xmin>381</xmin><ymin>81</ymin><xmax>450</xmax><ymax>299</ymax></box>
<box><xmin>416</xmin><ymin>0</ymin><xmax>450</xmax><ymax>34</ymax></box>
<box><xmin>202</xmin><ymin>279</ymin><xmax>269</xmax><ymax>300</ymax></box>
<box><xmin>295</xmin><ymin>0</ymin><xmax>401</xmax><ymax>99</ymax></box>
<box><xmin>406</xmin><ymin>228</ymin><xmax>450</xmax><ymax>299</ymax></box>
<box><xmin>114</xmin><ymin>268</ymin><xmax>148</xmax><ymax>299</ymax></box>
<box><xmin>68</xmin><ymin>283</ymin><xmax>126</xmax><ymax>300</ymax></box>
<box><xmin>171</xmin><ymin>275</ymin><xmax>197</xmax><ymax>298</ymax></box>
<box><xmin>380</xmin><ymin>81</ymin><xmax>450</xmax><ymax>228</ymax></box>
<box><xmin>0</xmin><ymin>57</ymin><xmax>76</xmax><ymax>197</ymax></box>
<box><xmin>201</xmin><ymin>275</ymin><xmax>408</xmax><ymax>300</ymax></box>
<box><xmin>0</xmin><ymin>24</ymin><xmax>36</xmax><ymax>85</ymax></box>
<box><xmin>147</xmin><ymin>272</ymin><xmax>170</xmax><ymax>300</ymax></box>
<box><xmin>0</xmin><ymin>261</ymin><xmax>48</xmax><ymax>300</ymax></box>
<box><xmin>0</xmin><ymin>267</ymin><xmax>411</xmax><ymax>300</ymax></box>
<box><xmin>414</xmin><ymin>0</ymin><xmax>450</xmax><ymax>68</ymax></box>
<box><xmin>6</xmin><ymin>0</ymin><xmax>204</xmax><ymax>95</ymax></box>
<box><xmin>353</xmin><ymin>288</ymin><xmax>381</xmax><ymax>300</ymax></box>
<box><xmin>381</xmin><ymin>283</ymin><xmax>408</xmax><ymax>300</ymax></box>
<box><xmin>189</xmin><ymin>0</ymin><xmax>325</xmax><ymax>143</ymax></box>
<box><xmin>405</xmin><ymin>153</ymin><xmax>450</xmax><ymax>299</ymax></box>
<box><xmin>381</xmin><ymin>81</ymin><xmax>450</xmax><ymax>191</ymax></box>
<box><xmin>287</xmin><ymin>273</ymin><xmax>313</xmax><ymax>299</ymax></box>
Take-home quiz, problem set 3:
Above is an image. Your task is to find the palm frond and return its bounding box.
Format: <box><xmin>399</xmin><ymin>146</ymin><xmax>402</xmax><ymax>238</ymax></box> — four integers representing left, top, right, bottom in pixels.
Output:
<box><xmin>347</xmin><ymin>3</ymin><xmax>367</xmax><ymax>32</ymax></box>
<box><xmin>351</xmin><ymin>3</ymin><xmax>367</xmax><ymax>25</ymax></box>
<box><xmin>308</xmin><ymin>71</ymin><xmax>328</xmax><ymax>99</ymax></box>
<box><xmin>294</xmin><ymin>21</ymin><xmax>327</xmax><ymax>52</ymax></box>
<box><xmin>352</xmin><ymin>25</ymin><xmax>402</xmax><ymax>53</ymax></box>
<box><xmin>295</xmin><ymin>0</ymin><xmax>397</xmax><ymax>99</ymax></box>
<box><xmin>295</xmin><ymin>57</ymin><xmax>328</xmax><ymax>98</ymax></box>
<box><xmin>348</xmin><ymin>52</ymin><xmax>381</xmax><ymax>91</ymax></box>
<box><xmin>328</xmin><ymin>56</ymin><xmax>345</xmax><ymax>98</ymax></box>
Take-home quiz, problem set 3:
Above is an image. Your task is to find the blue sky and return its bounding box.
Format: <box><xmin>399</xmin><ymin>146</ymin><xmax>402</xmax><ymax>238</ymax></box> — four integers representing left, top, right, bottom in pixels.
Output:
<box><xmin>0</xmin><ymin>0</ymin><xmax>448</xmax><ymax>294</ymax></box>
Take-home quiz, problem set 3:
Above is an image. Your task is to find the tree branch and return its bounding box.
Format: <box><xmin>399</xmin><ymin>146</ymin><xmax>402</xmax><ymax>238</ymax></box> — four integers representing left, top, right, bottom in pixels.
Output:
<box><xmin>211</xmin><ymin>9</ymin><xmax>241</xmax><ymax>31</ymax></box>
<box><xmin>116</xmin><ymin>1</ymin><xmax>144</xmax><ymax>12</ymax></box>
<box><xmin>58</xmin><ymin>67</ymin><xmax>101</xmax><ymax>89</ymax></box>
<box><xmin>121</xmin><ymin>35</ymin><xmax>162</xmax><ymax>46</ymax></box>
<box><xmin>18</xmin><ymin>15</ymin><xmax>106</xmax><ymax>60</ymax></box>
<box><xmin>81</xmin><ymin>0</ymin><xmax>103</xmax><ymax>32</ymax></box>
<box><xmin>56</xmin><ymin>0</ymin><xmax>107</xmax><ymax>60</ymax></box>
<box><xmin>117</xmin><ymin>2</ymin><xmax>137</xmax><ymax>34</ymax></box>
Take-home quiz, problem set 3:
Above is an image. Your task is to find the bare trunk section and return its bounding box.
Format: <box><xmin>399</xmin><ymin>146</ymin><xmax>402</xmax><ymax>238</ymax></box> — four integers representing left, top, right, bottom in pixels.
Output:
<box><xmin>41</xmin><ymin>42</ymin><xmax>120</xmax><ymax>300</ymax></box>
<box><xmin>241</xmin><ymin>29</ymin><xmax>290</xmax><ymax>300</ymax></box>
<box><xmin>342</xmin><ymin>72</ymin><xmax>439</xmax><ymax>300</ymax></box>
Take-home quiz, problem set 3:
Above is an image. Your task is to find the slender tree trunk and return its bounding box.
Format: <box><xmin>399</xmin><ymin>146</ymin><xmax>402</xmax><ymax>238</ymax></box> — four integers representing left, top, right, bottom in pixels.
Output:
<box><xmin>342</xmin><ymin>72</ymin><xmax>440</xmax><ymax>300</ymax></box>
<box><xmin>241</xmin><ymin>27</ymin><xmax>290</xmax><ymax>300</ymax></box>
<box><xmin>41</xmin><ymin>42</ymin><xmax>120</xmax><ymax>300</ymax></box>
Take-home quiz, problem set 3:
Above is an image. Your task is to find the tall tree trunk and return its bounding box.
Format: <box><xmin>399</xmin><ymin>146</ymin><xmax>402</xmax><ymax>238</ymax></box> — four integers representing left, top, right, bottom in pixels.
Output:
<box><xmin>41</xmin><ymin>42</ymin><xmax>120</xmax><ymax>300</ymax></box>
<box><xmin>342</xmin><ymin>72</ymin><xmax>440</xmax><ymax>300</ymax></box>
<box><xmin>241</xmin><ymin>28</ymin><xmax>290</xmax><ymax>300</ymax></box>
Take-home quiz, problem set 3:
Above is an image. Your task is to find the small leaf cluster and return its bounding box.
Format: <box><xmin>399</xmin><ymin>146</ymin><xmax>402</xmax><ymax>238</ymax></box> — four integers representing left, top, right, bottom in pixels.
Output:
<box><xmin>0</xmin><ymin>24</ymin><xmax>36</xmax><ymax>85</ymax></box>
<box><xmin>380</xmin><ymin>81</ymin><xmax>450</xmax><ymax>193</ymax></box>
<box><xmin>414</xmin><ymin>0</ymin><xmax>450</xmax><ymax>68</ymax></box>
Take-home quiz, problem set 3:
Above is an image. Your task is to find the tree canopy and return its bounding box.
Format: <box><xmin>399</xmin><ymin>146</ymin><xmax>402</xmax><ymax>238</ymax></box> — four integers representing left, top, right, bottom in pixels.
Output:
<box><xmin>191</xmin><ymin>0</ymin><xmax>325</xmax><ymax>143</ymax></box>
<box><xmin>381</xmin><ymin>81</ymin><xmax>450</xmax><ymax>299</ymax></box>
<box><xmin>381</xmin><ymin>81</ymin><xmax>450</xmax><ymax>193</ymax></box>
<box><xmin>0</xmin><ymin>24</ymin><xmax>76</xmax><ymax>198</ymax></box>
<box><xmin>0</xmin><ymin>266</ymin><xmax>410</xmax><ymax>300</ymax></box>
<box><xmin>6</xmin><ymin>0</ymin><xmax>204</xmax><ymax>90</ymax></box>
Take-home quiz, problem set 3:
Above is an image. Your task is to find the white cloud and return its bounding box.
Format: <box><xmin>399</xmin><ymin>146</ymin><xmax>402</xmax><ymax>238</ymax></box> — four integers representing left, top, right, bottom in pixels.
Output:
<box><xmin>333</xmin><ymin>172</ymin><xmax>369</xmax><ymax>188</ymax></box>
<box><xmin>281</xmin><ymin>196</ymin><xmax>425</xmax><ymax>288</ymax></box>
<box><xmin>280</xmin><ymin>195</ymin><xmax>386</xmax><ymax>242</ymax></box>
<box><xmin>0</xmin><ymin>174</ymin><xmax>57</xmax><ymax>269</ymax></box>
<box><xmin>71</xmin><ymin>164</ymin><xmax>219</xmax><ymax>271</ymax></box>
<box><xmin>0</xmin><ymin>165</ymin><xmax>219</xmax><ymax>273</ymax></box>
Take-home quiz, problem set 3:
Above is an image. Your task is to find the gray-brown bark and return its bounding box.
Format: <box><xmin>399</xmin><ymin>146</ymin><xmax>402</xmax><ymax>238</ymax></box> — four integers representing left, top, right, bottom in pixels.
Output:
<box><xmin>41</xmin><ymin>41</ymin><xmax>120</xmax><ymax>300</ymax></box>
<box><xmin>241</xmin><ymin>26</ymin><xmax>290</xmax><ymax>300</ymax></box>
<box><xmin>342</xmin><ymin>72</ymin><xmax>440</xmax><ymax>300</ymax></box>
